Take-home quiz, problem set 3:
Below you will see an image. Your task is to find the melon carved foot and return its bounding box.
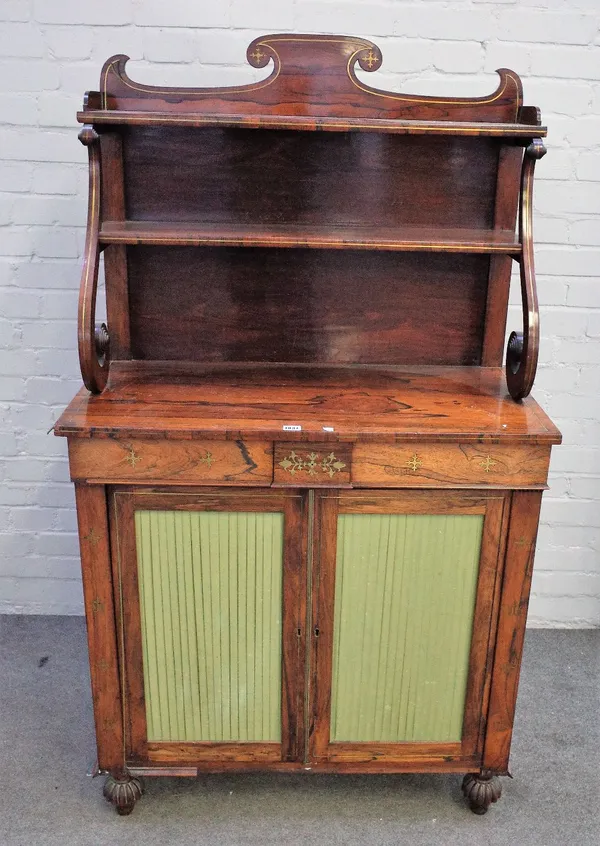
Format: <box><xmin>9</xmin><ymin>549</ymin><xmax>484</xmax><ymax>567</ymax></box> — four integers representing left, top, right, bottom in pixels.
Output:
<box><xmin>461</xmin><ymin>771</ymin><xmax>502</xmax><ymax>815</ymax></box>
<box><xmin>103</xmin><ymin>771</ymin><xmax>144</xmax><ymax>816</ymax></box>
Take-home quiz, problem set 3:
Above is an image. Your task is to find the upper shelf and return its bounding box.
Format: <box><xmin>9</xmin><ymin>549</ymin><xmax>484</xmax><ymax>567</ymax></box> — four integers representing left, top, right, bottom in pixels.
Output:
<box><xmin>80</xmin><ymin>110</ymin><xmax>546</xmax><ymax>138</ymax></box>
<box><xmin>99</xmin><ymin>221</ymin><xmax>522</xmax><ymax>254</ymax></box>
<box><xmin>80</xmin><ymin>35</ymin><xmax>545</xmax><ymax>137</ymax></box>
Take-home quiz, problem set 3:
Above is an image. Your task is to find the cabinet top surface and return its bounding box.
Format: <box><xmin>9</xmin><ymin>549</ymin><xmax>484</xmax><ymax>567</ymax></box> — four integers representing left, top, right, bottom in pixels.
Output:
<box><xmin>54</xmin><ymin>363</ymin><xmax>560</xmax><ymax>445</ymax></box>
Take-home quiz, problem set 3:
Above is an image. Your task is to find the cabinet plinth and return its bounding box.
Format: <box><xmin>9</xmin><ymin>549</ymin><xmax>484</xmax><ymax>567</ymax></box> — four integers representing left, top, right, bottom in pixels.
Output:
<box><xmin>56</xmin><ymin>34</ymin><xmax>560</xmax><ymax>816</ymax></box>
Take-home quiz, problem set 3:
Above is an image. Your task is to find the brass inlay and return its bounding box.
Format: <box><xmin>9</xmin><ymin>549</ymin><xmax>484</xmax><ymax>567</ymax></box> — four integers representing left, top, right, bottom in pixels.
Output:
<box><xmin>91</xmin><ymin>598</ymin><xmax>104</xmax><ymax>614</ymax></box>
<box><xmin>83</xmin><ymin>527</ymin><xmax>101</xmax><ymax>546</ymax></box>
<box><xmin>101</xmin><ymin>37</ymin><xmax>520</xmax><ymax>121</ymax></box>
<box><xmin>362</xmin><ymin>50</ymin><xmax>379</xmax><ymax>69</ymax></box>
<box><xmin>251</xmin><ymin>47</ymin><xmax>265</xmax><ymax>63</ymax></box>
<box><xmin>197</xmin><ymin>449</ymin><xmax>213</xmax><ymax>469</ymax></box>
<box><xmin>479</xmin><ymin>455</ymin><xmax>497</xmax><ymax>473</ymax></box>
<box><xmin>124</xmin><ymin>447</ymin><xmax>142</xmax><ymax>467</ymax></box>
<box><xmin>101</xmin><ymin>39</ymin><xmax>283</xmax><ymax>110</ymax></box>
<box><xmin>507</xmin><ymin>601</ymin><xmax>523</xmax><ymax>618</ymax></box>
<box><xmin>347</xmin><ymin>48</ymin><xmax>520</xmax><ymax>119</ymax></box>
<box><xmin>278</xmin><ymin>450</ymin><xmax>346</xmax><ymax>477</ymax></box>
<box><xmin>321</xmin><ymin>452</ymin><xmax>347</xmax><ymax>477</ymax></box>
<box><xmin>406</xmin><ymin>453</ymin><xmax>422</xmax><ymax>473</ymax></box>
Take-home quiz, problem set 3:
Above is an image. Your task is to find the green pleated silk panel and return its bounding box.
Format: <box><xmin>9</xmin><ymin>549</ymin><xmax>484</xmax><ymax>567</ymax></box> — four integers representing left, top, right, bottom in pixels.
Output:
<box><xmin>134</xmin><ymin>510</ymin><xmax>284</xmax><ymax>743</ymax></box>
<box><xmin>331</xmin><ymin>513</ymin><xmax>484</xmax><ymax>743</ymax></box>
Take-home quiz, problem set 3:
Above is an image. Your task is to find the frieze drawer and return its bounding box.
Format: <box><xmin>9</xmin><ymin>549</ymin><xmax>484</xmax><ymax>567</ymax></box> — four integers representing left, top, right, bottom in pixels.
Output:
<box><xmin>352</xmin><ymin>443</ymin><xmax>551</xmax><ymax>488</ymax></box>
<box><xmin>273</xmin><ymin>442</ymin><xmax>352</xmax><ymax>486</ymax></box>
<box><xmin>68</xmin><ymin>438</ymin><xmax>273</xmax><ymax>485</ymax></box>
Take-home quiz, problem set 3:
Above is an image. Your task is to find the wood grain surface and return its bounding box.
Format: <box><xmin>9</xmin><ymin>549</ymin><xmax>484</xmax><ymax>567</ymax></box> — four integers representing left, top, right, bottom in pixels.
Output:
<box><xmin>483</xmin><ymin>490</ymin><xmax>544</xmax><ymax>773</ymax></box>
<box><xmin>75</xmin><ymin>483</ymin><xmax>125</xmax><ymax>774</ymax></box>
<box><xmin>55</xmin><ymin>363</ymin><xmax>561</xmax><ymax>445</ymax></box>
<box><xmin>125</xmin><ymin>247</ymin><xmax>491</xmax><ymax>367</ymax></box>
<box><xmin>99</xmin><ymin>221</ymin><xmax>521</xmax><ymax>254</ymax></box>
<box><xmin>87</xmin><ymin>36</ymin><xmax>527</xmax><ymax>124</ymax></box>
<box><xmin>352</xmin><ymin>442</ymin><xmax>551</xmax><ymax>488</ymax></box>
<box><xmin>68</xmin><ymin>438</ymin><xmax>273</xmax><ymax>485</ymax></box>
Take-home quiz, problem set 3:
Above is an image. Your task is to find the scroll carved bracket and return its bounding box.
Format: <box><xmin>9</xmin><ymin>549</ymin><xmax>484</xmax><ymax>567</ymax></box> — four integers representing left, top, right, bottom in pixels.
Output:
<box><xmin>78</xmin><ymin>124</ymin><xmax>110</xmax><ymax>394</ymax></box>
<box><xmin>505</xmin><ymin>137</ymin><xmax>546</xmax><ymax>402</ymax></box>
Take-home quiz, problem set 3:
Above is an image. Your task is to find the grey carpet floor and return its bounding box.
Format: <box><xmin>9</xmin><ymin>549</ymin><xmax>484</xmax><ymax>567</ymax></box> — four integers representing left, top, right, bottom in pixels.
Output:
<box><xmin>0</xmin><ymin>617</ymin><xmax>598</xmax><ymax>846</ymax></box>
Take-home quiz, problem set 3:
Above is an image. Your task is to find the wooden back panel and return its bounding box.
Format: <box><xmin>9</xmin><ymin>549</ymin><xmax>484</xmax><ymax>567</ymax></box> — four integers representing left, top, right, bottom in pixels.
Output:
<box><xmin>127</xmin><ymin>247</ymin><xmax>489</xmax><ymax>366</ymax></box>
<box><xmin>122</xmin><ymin>128</ymin><xmax>500</xmax><ymax>228</ymax></box>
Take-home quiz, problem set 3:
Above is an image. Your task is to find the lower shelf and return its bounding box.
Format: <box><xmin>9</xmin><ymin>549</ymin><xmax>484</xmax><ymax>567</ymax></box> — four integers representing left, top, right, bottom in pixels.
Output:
<box><xmin>99</xmin><ymin>220</ymin><xmax>522</xmax><ymax>254</ymax></box>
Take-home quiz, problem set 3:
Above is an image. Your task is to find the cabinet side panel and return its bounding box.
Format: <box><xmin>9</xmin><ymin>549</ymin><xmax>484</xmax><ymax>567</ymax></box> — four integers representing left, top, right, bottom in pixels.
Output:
<box><xmin>484</xmin><ymin>490</ymin><xmax>543</xmax><ymax>772</ymax></box>
<box><xmin>75</xmin><ymin>483</ymin><xmax>125</xmax><ymax>772</ymax></box>
<box><xmin>134</xmin><ymin>509</ymin><xmax>283</xmax><ymax>743</ymax></box>
<box><xmin>331</xmin><ymin>513</ymin><xmax>483</xmax><ymax>742</ymax></box>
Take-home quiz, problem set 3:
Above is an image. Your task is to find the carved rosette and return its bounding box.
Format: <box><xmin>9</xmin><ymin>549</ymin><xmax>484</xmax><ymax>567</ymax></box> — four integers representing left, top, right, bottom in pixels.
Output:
<box><xmin>103</xmin><ymin>773</ymin><xmax>144</xmax><ymax>816</ymax></box>
<box><xmin>461</xmin><ymin>772</ymin><xmax>502</xmax><ymax>815</ymax></box>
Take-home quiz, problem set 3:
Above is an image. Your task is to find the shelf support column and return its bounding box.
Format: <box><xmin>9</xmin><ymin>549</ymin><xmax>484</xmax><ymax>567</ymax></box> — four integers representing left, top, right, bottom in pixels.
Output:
<box><xmin>78</xmin><ymin>125</ymin><xmax>111</xmax><ymax>393</ymax></box>
<box><xmin>505</xmin><ymin>138</ymin><xmax>546</xmax><ymax>400</ymax></box>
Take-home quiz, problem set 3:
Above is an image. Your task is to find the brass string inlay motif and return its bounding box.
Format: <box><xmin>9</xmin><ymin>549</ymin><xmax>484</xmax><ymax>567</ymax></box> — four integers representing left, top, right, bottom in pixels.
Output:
<box><xmin>83</xmin><ymin>527</ymin><xmax>101</xmax><ymax>546</ymax></box>
<box><xmin>406</xmin><ymin>454</ymin><xmax>422</xmax><ymax>473</ymax></box>
<box><xmin>362</xmin><ymin>50</ymin><xmax>379</xmax><ymax>69</ymax></box>
<box><xmin>251</xmin><ymin>48</ymin><xmax>265</xmax><ymax>63</ymax></box>
<box><xmin>197</xmin><ymin>450</ymin><xmax>213</xmax><ymax>469</ymax></box>
<box><xmin>279</xmin><ymin>450</ymin><xmax>346</xmax><ymax>478</ymax></box>
<box><xmin>124</xmin><ymin>447</ymin><xmax>142</xmax><ymax>467</ymax></box>
<box><xmin>479</xmin><ymin>455</ymin><xmax>497</xmax><ymax>473</ymax></box>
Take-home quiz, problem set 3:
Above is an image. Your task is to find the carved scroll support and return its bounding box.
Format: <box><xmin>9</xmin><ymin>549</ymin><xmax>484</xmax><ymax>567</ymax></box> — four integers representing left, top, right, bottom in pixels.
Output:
<box><xmin>78</xmin><ymin>125</ymin><xmax>110</xmax><ymax>393</ymax></box>
<box><xmin>506</xmin><ymin>138</ymin><xmax>546</xmax><ymax>401</ymax></box>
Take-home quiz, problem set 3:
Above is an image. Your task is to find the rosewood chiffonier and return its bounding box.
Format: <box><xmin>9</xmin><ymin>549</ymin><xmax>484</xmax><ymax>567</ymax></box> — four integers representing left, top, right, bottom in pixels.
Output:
<box><xmin>55</xmin><ymin>34</ymin><xmax>561</xmax><ymax>816</ymax></box>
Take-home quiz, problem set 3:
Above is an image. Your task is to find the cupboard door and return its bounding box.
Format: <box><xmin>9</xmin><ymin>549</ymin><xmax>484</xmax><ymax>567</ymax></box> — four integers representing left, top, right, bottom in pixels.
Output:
<box><xmin>310</xmin><ymin>490</ymin><xmax>508</xmax><ymax>769</ymax></box>
<box><xmin>111</xmin><ymin>488</ymin><xmax>307</xmax><ymax>767</ymax></box>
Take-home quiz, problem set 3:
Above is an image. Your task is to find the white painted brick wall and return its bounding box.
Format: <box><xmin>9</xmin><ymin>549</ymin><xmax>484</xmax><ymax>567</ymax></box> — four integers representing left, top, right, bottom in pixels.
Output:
<box><xmin>0</xmin><ymin>1</ymin><xmax>598</xmax><ymax>626</ymax></box>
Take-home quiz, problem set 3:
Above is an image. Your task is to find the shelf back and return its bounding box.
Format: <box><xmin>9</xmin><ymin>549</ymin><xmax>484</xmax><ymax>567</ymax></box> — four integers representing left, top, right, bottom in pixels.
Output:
<box><xmin>126</xmin><ymin>246</ymin><xmax>490</xmax><ymax>366</ymax></box>
<box><xmin>123</xmin><ymin>127</ymin><xmax>499</xmax><ymax>229</ymax></box>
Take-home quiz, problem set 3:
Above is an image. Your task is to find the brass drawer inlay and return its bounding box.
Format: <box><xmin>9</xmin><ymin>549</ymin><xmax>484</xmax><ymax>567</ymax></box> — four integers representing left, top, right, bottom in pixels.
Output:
<box><xmin>278</xmin><ymin>450</ymin><xmax>346</xmax><ymax>478</ymax></box>
<box><xmin>68</xmin><ymin>438</ymin><xmax>273</xmax><ymax>485</ymax></box>
<box><xmin>352</xmin><ymin>443</ymin><xmax>550</xmax><ymax>489</ymax></box>
<box><xmin>274</xmin><ymin>443</ymin><xmax>352</xmax><ymax>486</ymax></box>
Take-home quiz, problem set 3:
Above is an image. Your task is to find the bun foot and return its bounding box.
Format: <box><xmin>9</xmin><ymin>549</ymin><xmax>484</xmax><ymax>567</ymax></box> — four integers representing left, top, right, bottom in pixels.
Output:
<box><xmin>461</xmin><ymin>771</ymin><xmax>502</xmax><ymax>815</ymax></box>
<box><xmin>103</xmin><ymin>772</ymin><xmax>144</xmax><ymax>816</ymax></box>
